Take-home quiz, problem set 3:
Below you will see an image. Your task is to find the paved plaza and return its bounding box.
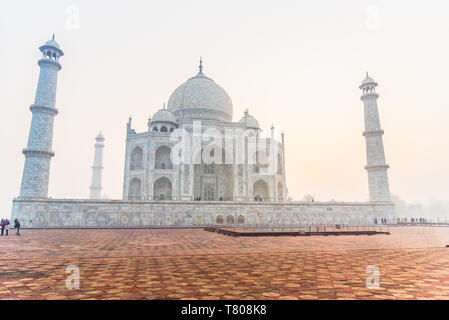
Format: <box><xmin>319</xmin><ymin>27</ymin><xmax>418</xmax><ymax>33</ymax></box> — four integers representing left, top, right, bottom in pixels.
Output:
<box><xmin>0</xmin><ymin>227</ymin><xmax>449</xmax><ymax>300</ymax></box>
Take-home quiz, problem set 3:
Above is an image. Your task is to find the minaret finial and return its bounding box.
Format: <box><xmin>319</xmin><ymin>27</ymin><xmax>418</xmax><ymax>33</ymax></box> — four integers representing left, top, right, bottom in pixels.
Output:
<box><xmin>199</xmin><ymin>57</ymin><xmax>203</xmax><ymax>73</ymax></box>
<box><xmin>163</xmin><ymin>102</ymin><xmax>166</xmax><ymax>109</ymax></box>
<box><xmin>52</xmin><ymin>34</ymin><xmax>55</xmax><ymax>41</ymax></box>
<box><xmin>366</xmin><ymin>71</ymin><xmax>369</xmax><ymax>77</ymax></box>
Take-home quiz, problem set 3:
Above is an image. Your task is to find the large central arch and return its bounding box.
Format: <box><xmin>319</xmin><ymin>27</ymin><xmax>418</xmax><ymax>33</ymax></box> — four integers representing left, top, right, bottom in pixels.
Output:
<box><xmin>193</xmin><ymin>146</ymin><xmax>234</xmax><ymax>201</ymax></box>
<box><xmin>153</xmin><ymin>177</ymin><xmax>172</xmax><ymax>200</ymax></box>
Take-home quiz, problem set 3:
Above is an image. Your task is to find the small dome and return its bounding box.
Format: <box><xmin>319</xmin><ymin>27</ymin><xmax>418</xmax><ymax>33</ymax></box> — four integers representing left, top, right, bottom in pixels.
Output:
<box><xmin>44</xmin><ymin>39</ymin><xmax>60</xmax><ymax>49</ymax></box>
<box><xmin>362</xmin><ymin>76</ymin><xmax>374</xmax><ymax>85</ymax></box>
<box><xmin>167</xmin><ymin>62</ymin><xmax>233</xmax><ymax>122</ymax></box>
<box><xmin>361</xmin><ymin>73</ymin><xmax>377</xmax><ymax>86</ymax></box>
<box><xmin>39</xmin><ymin>35</ymin><xmax>64</xmax><ymax>56</ymax></box>
<box><xmin>152</xmin><ymin>108</ymin><xmax>177</xmax><ymax>124</ymax></box>
<box><xmin>95</xmin><ymin>132</ymin><xmax>105</xmax><ymax>141</ymax></box>
<box><xmin>239</xmin><ymin>114</ymin><xmax>260</xmax><ymax>129</ymax></box>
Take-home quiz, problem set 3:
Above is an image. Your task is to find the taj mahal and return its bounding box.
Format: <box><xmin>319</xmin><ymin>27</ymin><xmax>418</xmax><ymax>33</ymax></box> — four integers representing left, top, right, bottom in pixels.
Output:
<box><xmin>123</xmin><ymin>57</ymin><xmax>286</xmax><ymax>203</ymax></box>
<box><xmin>11</xmin><ymin>36</ymin><xmax>395</xmax><ymax>228</ymax></box>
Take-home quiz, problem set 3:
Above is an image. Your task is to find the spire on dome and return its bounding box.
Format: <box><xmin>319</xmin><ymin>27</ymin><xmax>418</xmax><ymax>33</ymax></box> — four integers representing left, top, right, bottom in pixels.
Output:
<box><xmin>360</xmin><ymin>72</ymin><xmax>377</xmax><ymax>88</ymax></box>
<box><xmin>52</xmin><ymin>34</ymin><xmax>55</xmax><ymax>41</ymax></box>
<box><xmin>199</xmin><ymin>57</ymin><xmax>203</xmax><ymax>74</ymax></box>
<box><xmin>96</xmin><ymin>131</ymin><xmax>105</xmax><ymax>142</ymax></box>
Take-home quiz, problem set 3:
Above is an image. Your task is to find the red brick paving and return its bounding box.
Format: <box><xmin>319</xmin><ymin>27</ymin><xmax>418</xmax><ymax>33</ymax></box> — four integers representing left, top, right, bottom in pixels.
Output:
<box><xmin>0</xmin><ymin>227</ymin><xmax>448</xmax><ymax>300</ymax></box>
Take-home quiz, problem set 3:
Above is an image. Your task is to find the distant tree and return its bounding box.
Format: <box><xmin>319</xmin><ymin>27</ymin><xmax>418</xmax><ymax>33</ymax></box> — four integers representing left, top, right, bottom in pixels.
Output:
<box><xmin>391</xmin><ymin>194</ymin><xmax>407</xmax><ymax>216</ymax></box>
<box><xmin>301</xmin><ymin>194</ymin><xmax>315</xmax><ymax>203</ymax></box>
<box><xmin>391</xmin><ymin>194</ymin><xmax>449</xmax><ymax>221</ymax></box>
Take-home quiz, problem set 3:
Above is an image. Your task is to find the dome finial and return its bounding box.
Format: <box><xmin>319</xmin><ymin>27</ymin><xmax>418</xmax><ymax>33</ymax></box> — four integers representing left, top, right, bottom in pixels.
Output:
<box><xmin>199</xmin><ymin>57</ymin><xmax>203</xmax><ymax>73</ymax></box>
<box><xmin>52</xmin><ymin>33</ymin><xmax>55</xmax><ymax>41</ymax></box>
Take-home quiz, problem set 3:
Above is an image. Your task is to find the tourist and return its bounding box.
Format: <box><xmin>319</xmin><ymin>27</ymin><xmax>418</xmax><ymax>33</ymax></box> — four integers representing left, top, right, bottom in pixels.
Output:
<box><xmin>14</xmin><ymin>219</ymin><xmax>20</xmax><ymax>235</ymax></box>
<box><xmin>5</xmin><ymin>222</ymin><xmax>8</xmax><ymax>236</ymax></box>
<box><xmin>0</xmin><ymin>219</ymin><xmax>4</xmax><ymax>236</ymax></box>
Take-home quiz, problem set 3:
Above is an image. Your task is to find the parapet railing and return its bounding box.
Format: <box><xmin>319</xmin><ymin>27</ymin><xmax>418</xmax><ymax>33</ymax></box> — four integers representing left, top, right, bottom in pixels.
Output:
<box><xmin>205</xmin><ymin>224</ymin><xmax>389</xmax><ymax>234</ymax></box>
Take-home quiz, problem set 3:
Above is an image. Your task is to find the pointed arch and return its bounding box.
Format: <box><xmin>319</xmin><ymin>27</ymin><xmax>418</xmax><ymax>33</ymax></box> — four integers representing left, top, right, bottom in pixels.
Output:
<box><xmin>130</xmin><ymin>146</ymin><xmax>143</xmax><ymax>170</ymax></box>
<box><xmin>277</xmin><ymin>153</ymin><xmax>283</xmax><ymax>174</ymax></box>
<box><xmin>128</xmin><ymin>177</ymin><xmax>141</xmax><ymax>200</ymax></box>
<box><xmin>253</xmin><ymin>179</ymin><xmax>269</xmax><ymax>201</ymax></box>
<box><xmin>277</xmin><ymin>182</ymin><xmax>284</xmax><ymax>201</ymax></box>
<box><xmin>153</xmin><ymin>177</ymin><xmax>172</xmax><ymax>200</ymax></box>
<box><xmin>154</xmin><ymin>145</ymin><xmax>173</xmax><ymax>169</ymax></box>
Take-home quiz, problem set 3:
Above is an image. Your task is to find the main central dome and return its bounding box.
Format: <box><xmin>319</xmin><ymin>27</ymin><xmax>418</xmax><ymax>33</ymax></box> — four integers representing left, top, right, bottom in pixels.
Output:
<box><xmin>167</xmin><ymin>62</ymin><xmax>233</xmax><ymax>122</ymax></box>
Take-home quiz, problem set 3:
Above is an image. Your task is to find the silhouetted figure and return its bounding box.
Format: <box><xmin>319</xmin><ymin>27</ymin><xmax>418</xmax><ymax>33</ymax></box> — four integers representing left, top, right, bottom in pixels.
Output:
<box><xmin>14</xmin><ymin>219</ymin><xmax>20</xmax><ymax>235</ymax></box>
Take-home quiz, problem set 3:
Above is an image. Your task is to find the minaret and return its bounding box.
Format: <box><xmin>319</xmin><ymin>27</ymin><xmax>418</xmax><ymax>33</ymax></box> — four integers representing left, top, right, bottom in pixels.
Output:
<box><xmin>19</xmin><ymin>35</ymin><xmax>64</xmax><ymax>198</ymax></box>
<box><xmin>360</xmin><ymin>73</ymin><xmax>391</xmax><ymax>202</ymax></box>
<box><xmin>89</xmin><ymin>132</ymin><xmax>105</xmax><ymax>199</ymax></box>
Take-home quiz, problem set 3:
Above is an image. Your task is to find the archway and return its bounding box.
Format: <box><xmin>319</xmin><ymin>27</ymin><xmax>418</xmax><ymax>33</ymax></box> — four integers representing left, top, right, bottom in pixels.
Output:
<box><xmin>128</xmin><ymin>177</ymin><xmax>141</xmax><ymax>200</ymax></box>
<box><xmin>277</xmin><ymin>153</ymin><xmax>283</xmax><ymax>174</ymax></box>
<box><xmin>153</xmin><ymin>177</ymin><xmax>172</xmax><ymax>200</ymax></box>
<box><xmin>226</xmin><ymin>215</ymin><xmax>235</xmax><ymax>224</ymax></box>
<box><xmin>193</xmin><ymin>146</ymin><xmax>234</xmax><ymax>201</ymax></box>
<box><xmin>253</xmin><ymin>179</ymin><xmax>269</xmax><ymax>201</ymax></box>
<box><xmin>216</xmin><ymin>215</ymin><xmax>223</xmax><ymax>224</ymax></box>
<box><xmin>277</xmin><ymin>182</ymin><xmax>284</xmax><ymax>201</ymax></box>
<box><xmin>154</xmin><ymin>146</ymin><xmax>173</xmax><ymax>169</ymax></box>
<box><xmin>237</xmin><ymin>215</ymin><xmax>245</xmax><ymax>224</ymax></box>
<box><xmin>130</xmin><ymin>147</ymin><xmax>143</xmax><ymax>170</ymax></box>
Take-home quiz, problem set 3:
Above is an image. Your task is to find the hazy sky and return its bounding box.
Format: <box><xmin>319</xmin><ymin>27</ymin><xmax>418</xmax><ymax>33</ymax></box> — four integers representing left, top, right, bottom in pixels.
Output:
<box><xmin>1</xmin><ymin>0</ymin><xmax>448</xmax><ymax>213</ymax></box>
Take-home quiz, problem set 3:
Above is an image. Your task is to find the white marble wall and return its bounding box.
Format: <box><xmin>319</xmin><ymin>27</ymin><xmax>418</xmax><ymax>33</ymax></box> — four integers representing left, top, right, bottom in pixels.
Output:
<box><xmin>11</xmin><ymin>199</ymin><xmax>395</xmax><ymax>228</ymax></box>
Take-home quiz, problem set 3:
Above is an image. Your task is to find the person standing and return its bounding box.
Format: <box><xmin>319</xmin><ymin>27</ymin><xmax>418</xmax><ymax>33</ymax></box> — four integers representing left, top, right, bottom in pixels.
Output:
<box><xmin>0</xmin><ymin>219</ymin><xmax>4</xmax><ymax>236</ymax></box>
<box><xmin>14</xmin><ymin>219</ymin><xmax>20</xmax><ymax>235</ymax></box>
<box><xmin>5</xmin><ymin>223</ymin><xmax>9</xmax><ymax>236</ymax></box>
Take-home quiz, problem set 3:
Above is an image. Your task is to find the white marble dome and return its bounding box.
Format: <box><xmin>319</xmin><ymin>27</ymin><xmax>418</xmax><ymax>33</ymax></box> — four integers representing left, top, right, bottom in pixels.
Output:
<box><xmin>167</xmin><ymin>70</ymin><xmax>233</xmax><ymax>122</ymax></box>
<box><xmin>239</xmin><ymin>114</ymin><xmax>260</xmax><ymax>129</ymax></box>
<box><xmin>152</xmin><ymin>108</ymin><xmax>177</xmax><ymax>124</ymax></box>
<box><xmin>44</xmin><ymin>39</ymin><xmax>60</xmax><ymax>49</ymax></box>
<box><xmin>361</xmin><ymin>74</ymin><xmax>376</xmax><ymax>86</ymax></box>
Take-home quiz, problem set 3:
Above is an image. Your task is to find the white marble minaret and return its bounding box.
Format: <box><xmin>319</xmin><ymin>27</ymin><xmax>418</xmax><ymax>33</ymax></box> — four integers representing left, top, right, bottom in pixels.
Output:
<box><xmin>360</xmin><ymin>73</ymin><xmax>391</xmax><ymax>202</ymax></box>
<box><xmin>89</xmin><ymin>132</ymin><xmax>105</xmax><ymax>199</ymax></box>
<box><xmin>19</xmin><ymin>35</ymin><xmax>63</xmax><ymax>198</ymax></box>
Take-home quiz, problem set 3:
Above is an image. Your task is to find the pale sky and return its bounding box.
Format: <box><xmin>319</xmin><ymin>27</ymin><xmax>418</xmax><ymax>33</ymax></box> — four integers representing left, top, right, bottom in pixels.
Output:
<box><xmin>1</xmin><ymin>0</ymin><xmax>449</xmax><ymax>213</ymax></box>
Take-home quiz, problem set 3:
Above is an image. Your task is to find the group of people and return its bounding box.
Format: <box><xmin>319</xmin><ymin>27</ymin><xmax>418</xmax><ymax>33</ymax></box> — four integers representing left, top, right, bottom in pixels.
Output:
<box><xmin>397</xmin><ymin>217</ymin><xmax>428</xmax><ymax>224</ymax></box>
<box><xmin>373</xmin><ymin>217</ymin><xmax>388</xmax><ymax>225</ymax></box>
<box><xmin>0</xmin><ymin>218</ymin><xmax>20</xmax><ymax>236</ymax></box>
